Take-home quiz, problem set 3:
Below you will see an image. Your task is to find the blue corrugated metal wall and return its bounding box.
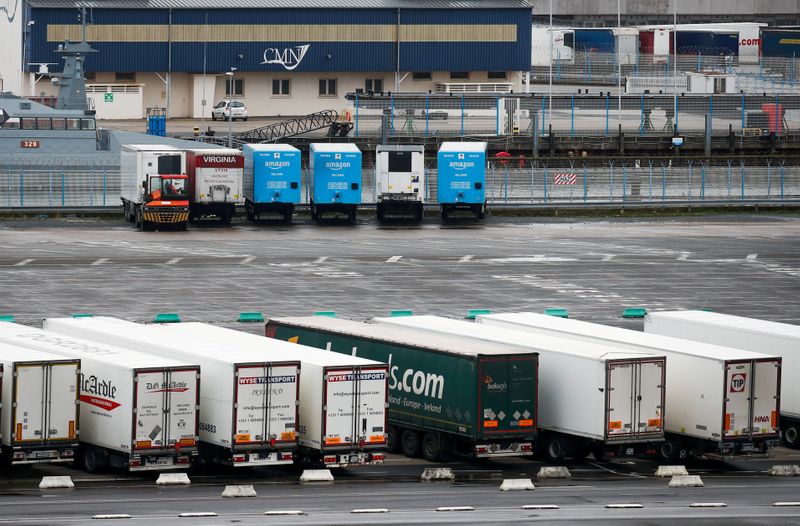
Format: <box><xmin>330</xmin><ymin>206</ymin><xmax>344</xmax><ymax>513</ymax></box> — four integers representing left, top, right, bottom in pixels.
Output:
<box><xmin>28</xmin><ymin>7</ymin><xmax>531</xmax><ymax>73</ymax></box>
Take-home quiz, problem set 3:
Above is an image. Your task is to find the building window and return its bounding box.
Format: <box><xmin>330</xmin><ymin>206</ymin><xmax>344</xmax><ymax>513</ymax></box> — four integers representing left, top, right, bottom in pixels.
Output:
<box><xmin>488</xmin><ymin>71</ymin><xmax>507</xmax><ymax>80</ymax></box>
<box><xmin>450</xmin><ymin>72</ymin><xmax>469</xmax><ymax>80</ymax></box>
<box><xmin>272</xmin><ymin>79</ymin><xmax>290</xmax><ymax>96</ymax></box>
<box><xmin>365</xmin><ymin>78</ymin><xmax>383</xmax><ymax>93</ymax></box>
<box><xmin>225</xmin><ymin>78</ymin><xmax>245</xmax><ymax>97</ymax></box>
<box><xmin>412</xmin><ymin>72</ymin><xmax>432</xmax><ymax>81</ymax></box>
<box><xmin>115</xmin><ymin>72</ymin><xmax>135</xmax><ymax>82</ymax></box>
<box><xmin>319</xmin><ymin>78</ymin><xmax>337</xmax><ymax>96</ymax></box>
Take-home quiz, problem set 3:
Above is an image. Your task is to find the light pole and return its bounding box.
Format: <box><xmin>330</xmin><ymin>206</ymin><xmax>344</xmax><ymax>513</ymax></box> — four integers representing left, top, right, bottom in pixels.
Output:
<box><xmin>673</xmin><ymin>0</ymin><xmax>678</xmax><ymax>135</ymax></box>
<box><xmin>225</xmin><ymin>67</ymin><xmax>236</xmax><ymax>148</ymax></box>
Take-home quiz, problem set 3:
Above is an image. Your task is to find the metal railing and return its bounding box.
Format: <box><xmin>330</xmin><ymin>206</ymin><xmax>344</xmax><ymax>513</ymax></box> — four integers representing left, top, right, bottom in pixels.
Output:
<box><xmin>2</xmin><ymin>159</ymin><xmax>798</xmax><ymax>209</ymax></box>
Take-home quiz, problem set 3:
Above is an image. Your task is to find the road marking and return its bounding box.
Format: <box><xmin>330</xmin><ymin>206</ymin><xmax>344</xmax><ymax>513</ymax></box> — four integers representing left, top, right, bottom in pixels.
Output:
<box><xmin>90</xmin><ymin>258</ymin><xmax>109</xmax><ymax>266</ymax></box>
<box><xmin>91</xmin><ymin>515</ymin><xmax>131</xmax><ymax>520</ymax></box>
<box><xmin>587</xmin><ymin>462</ymin><xmax>647</xmax><ymax>479</ymax></box>
<box><xmin>488</xmin><ymin>256</ymin><xmax>578</xmax><ymax>263</ymax></box>
<box><xmin>746</xmin><ymin>253</ymin><xmax>758</xmax><ymax>261</ymax></box>
<box><xmin>314</xmin><ymin>256</ymin><xmax>328</xmax><ymax>264</ymax></box>
<box><xmin>15</xmin><ymin>259</ymin><xmax>34</xmax><ymax>266</ymax></box>
<box><xmin>436</xmin><ymin>506</ymin><xmax>474</xmax><ymax>512</ymax></box>
<box><xmin>521</xmin><ymin>505</ymin><xmax>559</xmax><ymax>510</ymax></box>
<box><xmin>605</xmin><ymin>504</ymin><xmax>643</xmax><ymax>509</ymax></box>
<box><xmin>386</xmin><ymin>256</ymin><xmax>403</xmax><ymax>263</ymax></box>
<box><xmin>689</xmin><ymin>503</ymin><xmax>727</xmax><ymax>508</ymax></box>
<box><xmin>264</xmin><ymin>511</ymin><xmax>305</xmax><ymax>516</ymax></box>
<box><xmin>677</xmin><ymin>252</ymin><xmax>690</xmax><ymax>261</ymax></box>
<box><xmin>459</xmin><ymin>255</ymin><xmax>474</xmax><ymax>263</ymax></box>
<box><xmin>774</xmin><ymin>502</ymin><xmax>800</xmax><ymax>507</ymax></box>
<box><xmin>177</xmin><ymin>512</ymin><xmax>217</xmax><ymax>517</ymax></box>
<box><xmin>240</xmin><ymin>256</ymin><xmax>255</xmax><ymax>265</ymax></box>
<box><xmin>601</xmin><ymin>254</ymin><xmax>615</xmax><ymax>262</ymax></box>
<box><xmin>351</xmin><ymin>509</ymin><xmax>389</xmax><ymax>514</ymax></box>
<box><xmin>165</xmin><ymin>258</ymin><xmax>182</xmax><ymax>265</ymax></box>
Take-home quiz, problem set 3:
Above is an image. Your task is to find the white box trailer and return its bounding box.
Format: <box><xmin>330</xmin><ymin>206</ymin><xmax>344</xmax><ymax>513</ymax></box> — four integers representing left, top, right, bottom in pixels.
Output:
<box><xmin>164</xmin><ymin>323</ymin><xmax>388</xmax><ymax>468</ymax></box>
<box><xmin>478</xmin><ymin>313</ymin><xmax>782</xmax><ymax>460</ymax></box>
<box><xmin>373</xmin><ymin>315</ymin><xmax>666</xmax><ymax>463</ymax></box>
<box><xmin>0</xmin><ymin>324</ymin><xmax>200</xmax><ymax>472</ymax></box>
<box><xmin>44</xmin><ymin>316</ymin><xmax>299</xmax><ymax>468</ymax></box>
<box><xmin>186</xmin><ymin>148</ymin><xmax>244</xmax><ymax>224</ymax></box>
<box><xmin>645</xmin><ymin>310</ymin><xmax>800</xmax><ymax>449</ymax></box>
<box><xmin>375</xmin><ymin>145</ymin><xmax>425</xmax><ymax>223</ymax></box>
<box><xmin>531</xmin><ymin>27</ymin><xmax>575</xmax><ymax>67</ymax></box>
<box><xmin>0</xmin><ymin>344</ymin><xmax>79</xmax><ymax>465</ymax></box>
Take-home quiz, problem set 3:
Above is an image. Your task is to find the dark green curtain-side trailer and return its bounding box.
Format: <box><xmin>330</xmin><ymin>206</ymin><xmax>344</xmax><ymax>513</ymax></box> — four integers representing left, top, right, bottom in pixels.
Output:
<box><xmin>266</xmin><ymin>316</ymin><xmax>538</xmax><ymax>461</ymax></box>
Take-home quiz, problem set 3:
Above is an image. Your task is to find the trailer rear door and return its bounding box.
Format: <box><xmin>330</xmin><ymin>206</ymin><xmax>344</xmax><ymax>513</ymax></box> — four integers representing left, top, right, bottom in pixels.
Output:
<box><xmin>607</xmin><ymin>359</ymin><xmax>665</xmax><ymax>439</ymax></box>
<box><xmin>323</xmin><ymin>366</ymin><xmax>388</xmax><ymax>450</ymax></box>
<box><xmin>46</xmin><ymin>362</ymin><xmax>79</xmax><ymax>441</ymax></box>
<box><xmin>234</xmin><ymin>363</ymin><xmax>299</xmax><ymax>446</ymax></box>
<box><xmin>478</xmin><ymin>355</ymin><xmax>537</xmax><ymax>436</ymax></box>
<box><xmin>751</xmin><ymin>358</ymin><xmax>780</xmax><ymax>437</ymax></box>
<box><xmin>14</xmin><ymin>363</ymin><xmax>47</xmax><ymax>443</ymax></box>
<box><xmin>607</xmin><ymin>361</ymin><xmax>636</xmax><ymax>438</ymax></box>
<box><xmin>134</xmin><ymin>368</ymin><xmax>199</xmax><ymax>452</ymax></box>
<box><xmin>724</xmin><ymin>361</ymin><xmax>753</xmax><ymax>438</ymax></box>
<box><xmin>13</xmin><ymin>361</ymin><xmax>79</xmax><ymax>444</ymax></box>
<box><xmin>636</xmin><ymin>359</ymin><xmax>666</xmax><ymax>436</ymax></box>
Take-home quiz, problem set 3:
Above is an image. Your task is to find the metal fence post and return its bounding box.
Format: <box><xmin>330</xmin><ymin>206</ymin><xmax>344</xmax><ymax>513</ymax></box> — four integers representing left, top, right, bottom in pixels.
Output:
<box><xmin>503</xmin><ymin>164</ymin><xmax>509</xmax><ymax>203</ymax></box>
<box><xmin>49</xmin><ymin>169</ymin><xmax>53</xmax><ymax>207</ymax></box>
<box><xmin>687</xmin><ymin>160</ymin><xmax>693</xmax><ymax>200</ymax></box>
<box><xmin>543</xmin><ymin>165</ymin><xmax>548</xmax><ymax>203</ymax></box>
<box><xmin>541</xmin><ymin>96</ymin><xmax>546</xmax><ymax>136</ymax></box>
<box><xmin>675</xmin><ymin>95</ymin><xmax>679</xmax><ymax>135</ymax></box>
<box><xmin>20</xmin><ymin>171</ymin><xmax>24</xmax><ymax>207</ymax></box>
<box><xmin>727</xmin><ymin>160</ymin><xmax>733</xmax><ymax>197</ymax></box>
<box><xmin>709</xmin><ymin>94</ymin><xmax>713</xmax><ymax>135</ymax></box>
<box><xmin>609</xmin><ymin>160</ymin><xmax>614</xmax><ymax>201</ymax></box>
<box><xmin>425</xmin><ymin>93</ymin><xmax>429</xmax><ymax>136</ymax></box>
<box><xmin>700</xmin><ymin>162</ymin><xmax>705</xmax><ymax>201</ymax></box>
<box><xmin>390</xmin><ymin>94</ymin><xmax>395</xmax><ymax>137</ymax></box>
<box><xmin>583</xmin><ymin>163</ymin><xmax>588</xmax><ymax>203</ymax></box>
<box><xmin>740</xmin><ymin>92</ymin><xmax>745</xmax><ymax>132</ymax></box>
<box><xmin>780</xmin><ymin>161</ymin><xmax>785</xmax><ymax>201</ymax></box>
<box><xmin>103</xmin><ymin>168</ymin><xmax>107</xmax><ymax>206</ymax></box>
<box><xmin>648</xmin><ymin>160</ymin><xmax>653</xmax><ymax>201</ymax></box>
<box><xmin>622</xmin><ymin>162</ymin><xmax>627</xmax><ymax>202</ymax></box>
<box><xmin>740</xmin><ymin>161</ymin><xmax>746</xmax><ymax>201</ymax></box>
<box><xmin>460</xmin><ymin>95</ymin><xmax>465</xmax><ymax>137</ymax></box>
<box><xmin>767</xmin><ymin>159</ymin><xmax>772</xmax><ymax>199</ymax></box>
<box><xmin>570</xmin><ymin>95</ymin><xmax>575</xmax><ymax>137</ymax></box>
<box><xmin>639</xmin><ymin>94</ymin><xmax>644</xmax><ymax>136</ymax></box>
<box><xmin>775</xmin><ymin>94</ymin><xmax>781</xmax><ymax>134</ymax></box>
<box><xmin>604</xmin><ymin>92</ymin><xmax>609</xmax><ymax>137</ymax></box>
<box><xmin>354</xmin><ymin>94</ymin><xmax>359</xmax><ymax>137</ymax></box>
<box><xmin>530</xmin><ymin>161</ymin><xmax>534</xmax><ymax>204</ymax></box>
<box><xmin>61</xmin><ymin>171</ymin><xmax>65</xmax><ymax>206</ymax></box>
<box><xmin>495</xmin><ymin>96</ymin><xmax>500</xmax><ymax>136</ymax></box>
<box><xmin>661</xmin><ymin>163</ymin><xmax>667</xmax><ymax>201</ymax></box>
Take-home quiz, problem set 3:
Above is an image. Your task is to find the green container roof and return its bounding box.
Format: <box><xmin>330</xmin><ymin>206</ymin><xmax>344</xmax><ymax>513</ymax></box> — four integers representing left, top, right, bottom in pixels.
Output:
<box><xmin>154</xmin><ymin>313</ymin><xmax>181</xmax><ymax>323</ymax></box>
<box><xmin>544</xmin><ymin>308</ymin><xmax>569</xmax><ymax>318</ymax></box>
<box><xmin>238</xmin><ymin>312</ymin><xmax>265</xmax><ymax>323</ymax></box>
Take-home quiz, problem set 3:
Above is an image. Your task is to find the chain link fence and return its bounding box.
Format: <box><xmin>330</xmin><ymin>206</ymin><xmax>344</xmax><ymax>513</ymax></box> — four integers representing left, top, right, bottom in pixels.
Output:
<box><xmin>3</xmin><ymin>159</ymin><xmax>798</xmax><ymax>209</ymax></box>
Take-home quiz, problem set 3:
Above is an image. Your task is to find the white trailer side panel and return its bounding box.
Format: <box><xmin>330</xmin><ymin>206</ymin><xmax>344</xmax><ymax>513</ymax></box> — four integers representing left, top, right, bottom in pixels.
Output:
<box><xmin>373</xmin><ymin>315</ymin><xmax>665</xmax><ymax>443</ymax></box>
<box><xmin>44</xmin><ymin>317</ymin><xmax>299</xmax><ymax>458</ymax></box>
<box><xmin>645</xmin><ymin>310</ymin><xmax>797</xmax><ymax>420</ymax></box>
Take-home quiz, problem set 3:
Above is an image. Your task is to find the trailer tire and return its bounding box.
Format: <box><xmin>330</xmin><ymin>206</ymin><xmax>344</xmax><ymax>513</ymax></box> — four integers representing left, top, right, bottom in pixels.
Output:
<box><xmin>657</xmin><ymin>437</ymin><xmax>683</xmax><ymax>462</ymax></box>
<box><xmin>283</xmin><ymin>209</ymin><xmax>292</xmax><ymax>224</ymax></box>
<box><xmin>413</xmin><ymin>203</ymin><xmax>423</xmax><ymax>223</ymax></box>
<box><xmin>544</xmin><ymin>435</ymin><xmax>566</xmax><ymax>464</ymax></box>
<box><xmin>386</xmin><ymin>425</ymin><xmax>400</xmax><ymax>453</ymax></box>
<box><xmin>376</xmin><ymin>203</ymin><xmax>385</xmax><ymax>223</ymax></box>
<box><xmin>783</xmin><ymin>422</ymin><xmax>800</xmax><ymax>449</ymax></box>
<box><xmin>422</xmin><ymin>433</ymin><xmax>442</xmax><ymax>462</ymax></box>
<box><xmin>400</xmin><ymin>429</ymin><xmax>421</xmax><ymax>458</ymax></box>
<box><xmin>80</xmin><ymin>445</ymin><xmax>105</xmax><ymax>473</ymax></box>
<box><xmin>347</xmin><ymin>207</ymin><xmax>357</xmax><ymax>224</ymax></box>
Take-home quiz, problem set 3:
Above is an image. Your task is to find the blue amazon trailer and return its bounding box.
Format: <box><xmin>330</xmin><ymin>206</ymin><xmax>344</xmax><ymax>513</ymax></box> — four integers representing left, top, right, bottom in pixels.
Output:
<box><xmin>309</xmin><ymin>143</ymin><xmax>362</xmax><ymax>223</ymax></box>
<box><xmin>437</xmin><ymin>142</ymin><xmax>487</xmax><ymax>221</ymax></box>
<box><xmin>243</xmin><ymin>144</ymin><xmax>301</xmax><ymax>223</ymax></box>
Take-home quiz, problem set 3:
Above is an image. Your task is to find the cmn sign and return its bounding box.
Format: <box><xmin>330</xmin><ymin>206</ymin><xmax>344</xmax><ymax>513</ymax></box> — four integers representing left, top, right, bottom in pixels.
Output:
<box><xmin>553</xmin><ymin>173</ymin><xmax>577</xmax><ymax>185</ymax></box>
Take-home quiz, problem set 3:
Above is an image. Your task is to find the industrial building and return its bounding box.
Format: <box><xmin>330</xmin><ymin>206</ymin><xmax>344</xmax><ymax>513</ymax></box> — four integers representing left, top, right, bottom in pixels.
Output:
<box><xmin>1</xmin><ymin>0</ymin><xmax>534</xmax><ymax>119</ymax></box>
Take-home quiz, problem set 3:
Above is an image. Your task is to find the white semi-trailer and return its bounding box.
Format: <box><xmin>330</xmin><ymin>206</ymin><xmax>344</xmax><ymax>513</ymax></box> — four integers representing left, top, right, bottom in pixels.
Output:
<box><xmin>186</xmin><ymin>148</ymin><xmax>244</xmax><ymax>224</ymax></box>
<box><xmin>373</xmin><ymin>315</ymin><xmax>666</xmax><ymax>463</ymax></box>
<box><xmin>0</xmin><ymin>344</ymin><xmax>79</xmax><ymax>465</ymax></box>
<box><xmin>45</xmin><ymin>316</ymin><xmax>299</xmax><ymax>468</ymax></box>
<box><xmin>165</xmin><ymin>323</ymin><xmax>389</xmax><ymax>468</ymax></box>
<box><xmin>375</xmin><ymin>145</ymin><xmax>425</xmax><ymax>223</ymax></box>
<box><xmin>644</xmin><ymin>310</ymin><xmax>800</xmax><ymax>450</ymax></box>
<box><xmin>0</xmin><ymin>324</ymin><xmax>200</xmax><ymax>472</ymax></box>
<box><xmin>477</xmin><ymin>312</ymin><xmax>782</xmax><ymax>461</ymax></box>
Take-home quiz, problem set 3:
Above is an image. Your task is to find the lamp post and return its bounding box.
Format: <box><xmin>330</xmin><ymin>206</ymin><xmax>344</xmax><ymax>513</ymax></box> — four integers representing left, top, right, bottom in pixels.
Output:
<box><xmin>225</xmin><ymin>67</ymin><xmax>236</xmax><ymax>148</ymax></box>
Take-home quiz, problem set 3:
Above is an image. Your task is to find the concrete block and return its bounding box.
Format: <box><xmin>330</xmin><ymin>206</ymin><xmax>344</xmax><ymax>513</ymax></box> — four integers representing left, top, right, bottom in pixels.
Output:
<box><xmin>351</xmin><ymin>509</ymin><xmax>389</xmax><ymax>513</ymax></box>
<box><xmin>221</xmin><ymin>484</ymin><xmax>257</xmax><ymax>498</ymax></box>
<box><xmin>499</xmin><ymin>478</ymin><xmax>535</xmax><ymax>491</ymax></box>
<box><xmin>655</xmin><ymin>465</ymin><xmax>688</xmax><ymax>477</ymax></box>
<box><xmin>39</xmin><ymin>476</ymin><xmax>74</xmax><ymax>489</ymax></box>
<box><xmin>605</xmin><ymin>504</ymin><xmax>643</xmax><ymax>509</ymax></box>
<box><xmin>669</xmin><ymin>475</ymin><xmax>704</xmax><ymax>487</ymax></box>
<box><xmin>156</xmin><ymin>473</ymin><xmax>191</xmax><ymax>485</ymax></box>
<box><xmin>536</xmin><ymin>466</ymin><xmax>571</xmax><ymax>479</ymax></box>
<box><xmin>421</xmin><ymin>467</ymin><xmax>455</xmax><ymax>481</ymax></box>
<box><xmin>300</xmin><ymin>469</ymin><xmax>334</xmax><ymax>482</ymax></box>
<box><xmin>769</xmin><ymin>465</ymin><xmax>800</xmax><ymax>476</ymax></box>
<box><xmin>689</xmin><ymin>503</ymin><xmax>726</xmax><ymax>508</ymax></box>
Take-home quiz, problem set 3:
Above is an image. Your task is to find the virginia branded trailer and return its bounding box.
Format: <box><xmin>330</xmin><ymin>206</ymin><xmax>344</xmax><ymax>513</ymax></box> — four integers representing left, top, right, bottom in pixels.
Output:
<box><xmin>243</xmin><ymin>143</ymin><xmax>301</xmax><ymax>223</ymax></box>
<box><xmin>375</xmin><ymin>145</ymin><xmax>425</xmax><ymax>223</ymax></box>
<box><xmin>44</xmin><ymin>316</ymin><xmax>299</xmax><ymax>468</ymax></box>
<box><xmin>478</xmin><ymin>313</ymin><xmax>781</xmax><ymax>460</ymax></box>
<box><xmin>373</xmin><ymin>315</ymin><xmax>664</xmax><ymax>463</ymax></box>
<box><xmin>161</xmin><ymin>322</ymin><xmax>388</xmax><ymax>468</ymax></box>
<box><xmin>0</xmin><ymin>324</ymin><xmax>200</xmax><ymax>472</ymax></box>
<box><xmin>437</xmin><ymin>142</ymin><xmax>487</xmax><ymax>221</ymax></box>
<box><xmin>266</xmin><ymin>316</ymin><xmax>538</xmax><ymax>462</ymax></box>
<box><xmin>120</xmin><ymin>144</ymin><xmax>190</xmax><ymax>231</ymax></box>
<box><xmin>185</xmin><ymin>148</ymin><xmax>244</xmax><ymax>224</ymax></box>
<box><xmin>309</xmin><ymin>143</ymin><xmax>362</xmax><ymax>223</ymax></box>
<box><xmin>0</xmin><ymin>344</ymin><xmax>79</xmax><ymax>465</ymax></box>
<box><xmin>644</xmin><ymin>310</ymin><xmax>800</xmax><ymax>449</ymax></box>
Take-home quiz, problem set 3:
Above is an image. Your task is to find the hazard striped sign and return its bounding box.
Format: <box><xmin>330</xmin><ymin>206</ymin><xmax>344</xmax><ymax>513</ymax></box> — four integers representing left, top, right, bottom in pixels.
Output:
<box><xmin>553</xmin><ymin>173</ymin><xmax>577</xmax><ymax>185</ymax></box>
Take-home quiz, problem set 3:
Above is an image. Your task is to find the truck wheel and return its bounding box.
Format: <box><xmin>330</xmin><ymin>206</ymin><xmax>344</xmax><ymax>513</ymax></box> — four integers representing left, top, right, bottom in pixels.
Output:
<box><xmin>80</xmin><ymin>445</ymin><xmax>103</xmax><ymax>473</ymax></box>
<box><xmin>400</xmin><ymin>429</ymin><xmax>421</xmax><ymax>458</ymax></box>
<box><xmin>347</xmin><ymin>207</ymin><xmax>357</xmax><ymax>224</ymax></box>
<box><xmin>544</xmin><ymin>435</ymin><xmax>566</xmax><ymax>464</ymax></box>
<box><xmin>414</xmin><ymin>204</ymin><xmax>423</xmax><ymax>223</ymax></box>
<box><xmin>657</xmin><ymin>437</ymin><xmax>683</xmax><ymax>462</ymax></box>
<box><xmin>783</xmin><ymin>422</ymin><xmax>800</xmax><ymax>449</ymax></box>
<box><xmin>422</xmin><ymin>433</ymin><xmax>442</xmax><ymax>462</ymax></box>
<box><xmin>283</xmin><ymin>209</ymin><xmax>292</xmax><ymax>224</ymax></box>
<box><xmin>376</xmin><ymin>203</ymin><xmax>385</xmax><ymax>223</ymax></box>
<box><xmin>386</xmin><ymin>425</ymin><xmax>400</xmax><ymax>454</ymax></box>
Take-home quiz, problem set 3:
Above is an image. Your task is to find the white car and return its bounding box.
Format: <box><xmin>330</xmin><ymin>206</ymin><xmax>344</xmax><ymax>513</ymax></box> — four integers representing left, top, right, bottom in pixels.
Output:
<box><xmin>212</xmin><ymin>100</ymin><xmax>248</xmax><ymax>121</ymax></box>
